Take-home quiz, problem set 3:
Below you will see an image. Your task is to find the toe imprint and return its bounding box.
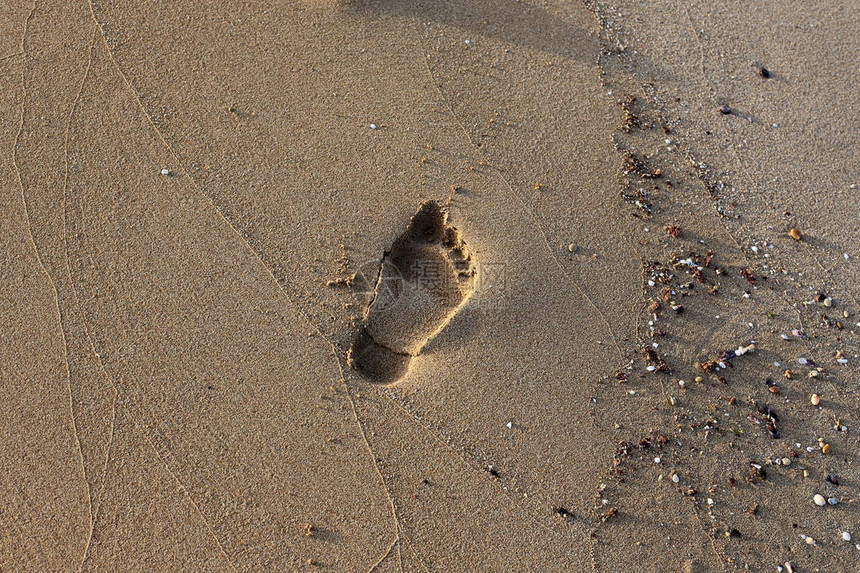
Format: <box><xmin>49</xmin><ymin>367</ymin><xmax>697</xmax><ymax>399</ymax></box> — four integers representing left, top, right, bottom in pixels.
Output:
<box><xmin>348</xmin><ymin>200</ymin><xmax>476</xmax><ymax>384</ymax></box>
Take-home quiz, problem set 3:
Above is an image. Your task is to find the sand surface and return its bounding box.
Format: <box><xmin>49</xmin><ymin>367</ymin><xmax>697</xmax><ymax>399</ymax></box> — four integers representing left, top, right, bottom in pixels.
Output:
<box><xmin>2</xmin><ymin>1</ymin><xmax>858</xmax><ymax>571</ymax></box>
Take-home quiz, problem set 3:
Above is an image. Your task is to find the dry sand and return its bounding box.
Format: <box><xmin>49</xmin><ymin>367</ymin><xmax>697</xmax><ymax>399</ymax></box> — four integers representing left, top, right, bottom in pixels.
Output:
<box><xmin>1</xmin><ymin>0</ymin><xmax>858</xmax><ymax>571</ymax></box>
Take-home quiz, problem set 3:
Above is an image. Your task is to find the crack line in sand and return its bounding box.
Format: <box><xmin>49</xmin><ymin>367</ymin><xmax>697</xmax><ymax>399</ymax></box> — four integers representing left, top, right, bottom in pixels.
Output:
<box><xmin>0</xmin><ymin>51</ymin><xmax>25</xmax><ymax>63</ymax></box>
<box><xmin>364</xmin><ymin>536</ymin><xmax>398</xmax><ymax>573</ymax></box>
<box><xmin>11</xmin><ymin>0</ymin><xmax>94</xmax><ymax>560</ymax></box>
<box><xmin>419</xmin><ymin>50</ymin><xmax>625</xmax><ymax>363</ymax></box>
<box><xmin>83</xmin><ymin>4</ymin><xmax>408</xmax><ymax>568</ymax></box>
<box><xmin>71</xmin><ymin>6</ymin><xmax>245</xmax><ymax>570</ymax></box>
<box><xmin>64</xmin><ymin>24</ymin><xmax>117</xmax><ymax>572</ymax></box>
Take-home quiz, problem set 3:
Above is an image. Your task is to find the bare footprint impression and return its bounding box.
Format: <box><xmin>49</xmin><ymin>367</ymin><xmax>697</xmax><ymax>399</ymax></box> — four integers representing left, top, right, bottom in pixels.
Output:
<box><xmin>348</xmin><ymin>201</ymin><xmax>476</xmax><ymax>384</ymax></box>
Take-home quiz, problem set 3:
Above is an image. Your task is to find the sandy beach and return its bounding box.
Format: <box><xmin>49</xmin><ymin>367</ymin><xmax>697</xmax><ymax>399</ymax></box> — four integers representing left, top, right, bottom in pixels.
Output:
<box><xmin>2</xmin><ymin>1</ymin><xmax>858</xmax><ymax>571</ymax></box>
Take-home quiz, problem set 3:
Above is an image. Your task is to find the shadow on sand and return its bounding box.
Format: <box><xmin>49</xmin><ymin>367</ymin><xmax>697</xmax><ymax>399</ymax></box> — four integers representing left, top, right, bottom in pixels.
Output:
<box><xmin>350</xmin><ymin>0</ymin><xmax>597</xmax><ymax>60</ymax></box>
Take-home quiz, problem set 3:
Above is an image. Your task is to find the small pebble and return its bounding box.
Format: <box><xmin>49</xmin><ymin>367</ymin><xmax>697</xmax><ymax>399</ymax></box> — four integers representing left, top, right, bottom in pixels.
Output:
<box><xmin>810</xmin><ymin>394</ymin><xmax>820</xmax><ymax>406</ymax></box>
<box><xmin>843</xmin><ymin>531</ymin><xmax>852</xmax><ymax>542</ymax></box>
<box><xmin>654</xmin><ymin>457</ymin><xmax>661</xmax><ymax>464</ymax></box>
<box><xmin>369</xmin><ymin>123</ymin><xmax>377</xmax><ymax>129</ymax></box>
<box><xmin>813</xmin><ymin>494</ymin><xmax>826</xmax><ymax>506</ymax></box>
<box><xmin>719</xmin><ymin>104</ymin><xmax>732</xmax><ymax>115</ymax></box>
<box><xmin>798</xmin><ymin>358</ymin><xmax>809</xmax><ymax>365</ymax></box>
<box><xmin>671</xmin><ymin>473</ymin><xmax>680</xmax><ymax>483</ymax></box>
<box><xmin>828</xmin><ymin>497</ymin><xmax>839</xmax><ymax>505</ymax></box>
<box><xmin>788</xmin><ymin>228</ymin><xmax>802</xmax><ymax>241</ymax></box>
<box><xmin>758</xmin><ymin>66</ymin><xmax>771</xmax><ymax>78</ymax></box>
<box><xmin>160</xmin><ymin>168</ymin><xmax>170</xmax><ymax>176</ymax></box>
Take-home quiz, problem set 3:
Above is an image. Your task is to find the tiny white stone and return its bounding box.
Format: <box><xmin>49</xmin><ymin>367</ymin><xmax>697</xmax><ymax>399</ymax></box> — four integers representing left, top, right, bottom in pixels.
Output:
<box><xmin>813</xmin><ymin>494</ymin><xmax>826</xmax><ymax>506</ymax></box>
<box><xmin>653</xmin><ymin>457</ymin><xmax>661</xmax><ymax>464</ymax></box>
<box><xmin>843</xmin><ymin>531</ymin><xmax>852</xmax><ymax>542</ymax></box>
<box><xmin>810</xmin><ymin>394</ymin><xmax>820</xmax><ymax>406</ymax></box>
<box><xmin>646</xmin><ymin>365</ymin><xmax>656</xmax><ymax>372</ymax></box>
<box><xmin>781</xmin><ymin>458</ymin><xmax>791</xmax><ymax>466</ymax></box>
<box><xmin>828</xmin><ymin>497</ymin><xmax>839</xmax><ymax>505</ymax></box>
<box><xmin>369</xmin><ymin>123</ymin><xmax>377</xmax><ymax>129</ymax></box>
<box><xmin>464</xmin><ymin>39</ymin><xmax>472</xmax><ymax>45</ymax></box>
<box><xmin>671</xmin><ymin>473</ymin><xmax>680</xmax><ymax>483</ymax></box>
<box><xmin>160</xmin><ymin>168</ymin><xmax>170</xmax><ymax>176</ymax></box>
<box><xmin>505</xmin><ymin>421</ymin><xmax>513</xmax><ymax>429</ymax></box>
<box><xmin>798</xmin><ymin>358</ymin><xmax>809</xmax><ymax>365</ymax></box>
<box><xmin>707</xmin><ymin>498</ymin><xmax>714</xmax><ymax>506</ymax></box>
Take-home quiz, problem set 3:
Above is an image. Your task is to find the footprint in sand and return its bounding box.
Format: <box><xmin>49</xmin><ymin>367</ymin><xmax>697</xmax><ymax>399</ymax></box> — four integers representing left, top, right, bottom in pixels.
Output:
<box><xmin>349</xmin><ymin>200</ymin><xmax>476</xmax><ymax>384</ymax></box>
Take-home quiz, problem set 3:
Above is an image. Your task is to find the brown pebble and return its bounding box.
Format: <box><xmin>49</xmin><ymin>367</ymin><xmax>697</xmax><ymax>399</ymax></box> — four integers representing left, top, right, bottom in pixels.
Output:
<box><xmin>788</xmin><ymin>228</ymin><xmax>802</xmax><ymax>241</ymax></box>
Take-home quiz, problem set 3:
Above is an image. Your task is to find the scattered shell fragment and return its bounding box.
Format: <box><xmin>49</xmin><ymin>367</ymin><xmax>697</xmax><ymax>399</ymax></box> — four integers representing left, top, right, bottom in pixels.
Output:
<box><xmin>813</xmin><ymin>494</ymin><xmax>827</xmax><ymax>506</ymax></box>
<box><xmin>821</xmin><ymin>443</ymin><xmax>831</xmax><ymax>455</ymax></box>
<box><xmin>828</xmin><ymin>497</ymin><xmax>839</xmax><ymax>505</ymax></box>
<box><xmin>844</xmin><ymin>531</ymin><xmax>853</xmax><ymax>542</ymax></box>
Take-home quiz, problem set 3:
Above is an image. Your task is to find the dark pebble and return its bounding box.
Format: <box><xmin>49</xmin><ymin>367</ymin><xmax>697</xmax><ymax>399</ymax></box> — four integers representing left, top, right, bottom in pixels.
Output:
<box><xmin>758</xmin><ymin>67</ymin><xmax>771</xmax><ymax>78</ymax></box>
<box><xmin>719</xmin><ymin>104</ymin><xmax>732</xmax><ymax>115</ymax></box>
